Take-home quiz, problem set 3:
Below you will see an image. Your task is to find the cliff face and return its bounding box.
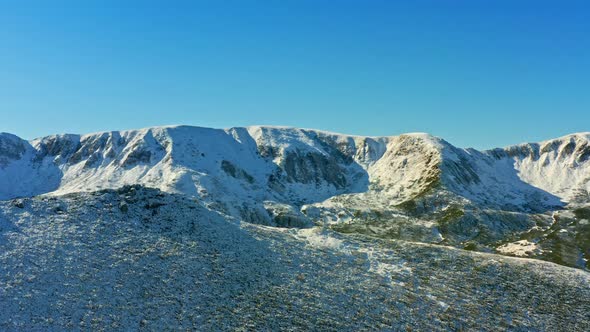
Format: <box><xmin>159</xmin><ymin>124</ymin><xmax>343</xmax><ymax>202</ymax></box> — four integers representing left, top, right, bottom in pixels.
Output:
<box><xmin>485</xmin><ymin>133</ymin><xmax>590</xmax><ymax>203</ymax></box>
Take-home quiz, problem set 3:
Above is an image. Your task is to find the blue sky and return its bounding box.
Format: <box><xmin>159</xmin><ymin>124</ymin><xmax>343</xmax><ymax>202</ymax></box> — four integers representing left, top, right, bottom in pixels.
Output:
<box><xmin>1</xmin><ymin>1</ymin><xmax>589</xmax><ymax>149</ymax></box>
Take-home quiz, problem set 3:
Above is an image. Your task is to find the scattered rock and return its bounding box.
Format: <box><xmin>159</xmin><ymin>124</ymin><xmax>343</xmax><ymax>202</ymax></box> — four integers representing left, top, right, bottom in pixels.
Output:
<box><xmin>53</xmin><ymin>206</ymin><xmax>66</xmax><ymax>214</ymax></box>
<box><xmin>119</xmin><ymin>202</ymin><xmax>129</xmax><ymax>213</ymax></box>
<box><xmin>13</xmin><ymin>199</ymin><xmax>25</xmax><ymax>209</ymax></box>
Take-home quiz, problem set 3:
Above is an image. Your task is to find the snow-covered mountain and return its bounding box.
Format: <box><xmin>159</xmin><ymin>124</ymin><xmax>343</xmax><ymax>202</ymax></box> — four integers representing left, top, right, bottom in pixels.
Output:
<box><xmin>3</xmin><ymin>126</ymin><xmax>588</xmax><ymax>204</ymax></box>
<box><xmin>2</xmin><ymin>125</ymin><xmax>590</xmax><ymax>330</ymax></box>
<box><xmin>1</xmin><ymin>125</ymin><xmax>589</xmax><ymax>267</ymax></box>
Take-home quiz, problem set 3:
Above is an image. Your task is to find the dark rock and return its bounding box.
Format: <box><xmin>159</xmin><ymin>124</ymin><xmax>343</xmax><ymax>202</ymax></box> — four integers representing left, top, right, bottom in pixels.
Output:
<box><xmin>145</xmin><ymin>201</ymin><xmax>165</xmax><ymax>209</ymax></box>
<box><xmin>221</xmin><ymin>160</ymin><xmax>255</xmax><ymax>183</ymax></box>
<box><xmin>53</xmin><ymin>206</ymin><xmax>66</xmax><ymax>214</ymax></box>
<box><xmin>13</xmin><ymin>199</ymin><xmax>25</xmax><ymax>209</ymax></box>
<box><xmin>122</xmin><ymin>148</ymin><xmax>151</xmax><ymax>167</ymax></box>
<box><xmin>119</xmin><ymin>201</ymin><xmax>129</xmax><ymax>213</ymax></box>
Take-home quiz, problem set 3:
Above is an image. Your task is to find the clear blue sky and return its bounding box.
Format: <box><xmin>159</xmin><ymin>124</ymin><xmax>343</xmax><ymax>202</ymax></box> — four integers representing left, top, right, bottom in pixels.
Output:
<box><xmin>1</xmin><ymin>1</ymin><xmax>589</xmax><ymax>149</ymax></box>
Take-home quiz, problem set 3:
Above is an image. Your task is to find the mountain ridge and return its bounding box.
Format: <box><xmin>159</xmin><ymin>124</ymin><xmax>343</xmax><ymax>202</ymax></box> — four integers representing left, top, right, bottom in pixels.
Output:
<box><xmin>2</xmin><ymin>124</ymin><xmax>589</xmax><ymax>211</ymax></box>
<box><xmin>2</xmin><ymin>125</ymin><xmax>588</xmax><ymax>207</ymax></box>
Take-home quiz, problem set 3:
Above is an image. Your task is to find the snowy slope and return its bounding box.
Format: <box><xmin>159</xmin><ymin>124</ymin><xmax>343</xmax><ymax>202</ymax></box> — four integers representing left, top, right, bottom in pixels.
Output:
<box><xmin>485</xmin><ymin>132</ymin><xmax>590</xmax><ymax>203</ymax></box>
<box><xmin>0</xmin><ymin>133</ymin><xmax>63</xmax><ymax>199</ymax></box>
<box><xmin>1</xmin><ymin>188</ymin><xmax>588</xmax><ymax>330</ymax></box>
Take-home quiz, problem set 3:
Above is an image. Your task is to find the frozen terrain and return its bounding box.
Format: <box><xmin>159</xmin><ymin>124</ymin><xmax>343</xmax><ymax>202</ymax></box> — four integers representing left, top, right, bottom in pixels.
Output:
<box><xmin>1</xmin><ymin>125</ymin><xmax>590</xmax><ymax>330</ymax></box>
<box><xmin>1</xmin><ymin>187</ymin><xmax>588</xmax><ymax>330</ymax></box>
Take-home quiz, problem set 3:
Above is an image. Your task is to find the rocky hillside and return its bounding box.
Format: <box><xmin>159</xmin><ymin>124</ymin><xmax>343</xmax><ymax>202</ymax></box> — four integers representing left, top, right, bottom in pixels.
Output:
<box><xmin>1</xmin><ymin>187</ymin><xmax>588</xmax><ymax>330</ymax></box>
<box><xmin>1</xmin><ymin>126</ymin><xmax>589</xmax><ymax>268</ymax></box>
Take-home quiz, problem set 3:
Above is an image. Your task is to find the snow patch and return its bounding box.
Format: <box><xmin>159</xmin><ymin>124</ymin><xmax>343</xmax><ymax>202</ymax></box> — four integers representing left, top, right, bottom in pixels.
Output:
<box><xmin>497</xmin><ymin>240</ymin><xmax>540</xmax><ymax>257</ymax></box>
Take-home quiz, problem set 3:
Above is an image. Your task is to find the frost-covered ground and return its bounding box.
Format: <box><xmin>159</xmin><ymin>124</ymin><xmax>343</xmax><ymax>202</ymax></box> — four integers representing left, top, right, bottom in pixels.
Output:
<box><xmin>1</xmin><ymin>187</ymin><xmax>589</xmax><ymax>331</ymax></box>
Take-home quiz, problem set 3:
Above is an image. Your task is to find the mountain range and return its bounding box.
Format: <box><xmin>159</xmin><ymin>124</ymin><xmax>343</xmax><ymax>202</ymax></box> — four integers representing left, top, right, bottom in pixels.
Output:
<box><xmin>1</xmin><ymin>125</ymin><xmax>589</xmax><ymax>268</ymax></box>
<box><xmin>1</xmin><ymin>125</ymin><xmax>589</xmax><ymax>330</ymax></box>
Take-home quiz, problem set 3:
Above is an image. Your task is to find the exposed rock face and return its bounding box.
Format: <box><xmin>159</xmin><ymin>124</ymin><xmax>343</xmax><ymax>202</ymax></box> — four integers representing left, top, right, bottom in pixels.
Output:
<box><xmin>221</xmin><ymin>160</ymin><xmax>254</xmax><ymax>183</ymax></box>
<box><xmin>368</xmin><ymin>134</ymin><xmax>442</xmax><ymax>200</ymax></box>
<box><xmin>282</xmin><ymin>150</ymin><xmax>348</xmax><ymax>188</ymax></box>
